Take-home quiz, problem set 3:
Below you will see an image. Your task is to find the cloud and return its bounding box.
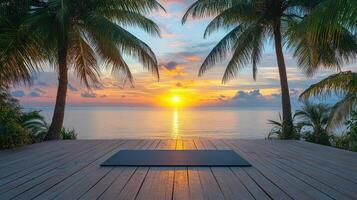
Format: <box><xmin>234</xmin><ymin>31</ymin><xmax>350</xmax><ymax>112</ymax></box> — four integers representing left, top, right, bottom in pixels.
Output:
<box><xmin>168</xmin><ymin>41</ymin><xmax>187</xmax><ymax>47</ymax></box>
<box><xmin>163</xmin><ymin>61</ymin><xmax>179</xmax><ymax>70</ymax></box>
<box><xmin>28</xmin><ymin>88</ymin><xmax>46</xmax><ymax>97</ymax></box>
<box><xmin>28</xmin><ymin>91</ymin><xmax>41</xmax><ymax>97</ymax></box>
<box><xmin>160</xmin><ymin>61</ymin><xmax>188</xmax><ymax>77</ymax></box>
<box><xmin>185</xmin><ymin>55</ymin><xmax>201</xmax><ymax>62</ymax></box>
<box><xmin>36</xmin><ymin>81</ymin><xmax>49</xmax><ymax>86</ymax></box>
<box><xmin>220</xmin><ymin>89</ymin><xmax>299</xmax><ymax>107</ymax></box>
<box><xmin>160</xmin><ymin>25</ymin><xmax>177</xmax><ymax>39</ymax></box>
<box><xmin>11</xmin><ymin>90</ymin><xmax>25</xmax><ymax>97</ymax></box>
<box><xmin>81</xmin><ymin>91</ymin><xmax>97</xmax><ymax>98</ymax></box>
<box><xmin>68</xmin><ymin>83</ymin><xmax>78</xmax><ymax>92</ymax></box>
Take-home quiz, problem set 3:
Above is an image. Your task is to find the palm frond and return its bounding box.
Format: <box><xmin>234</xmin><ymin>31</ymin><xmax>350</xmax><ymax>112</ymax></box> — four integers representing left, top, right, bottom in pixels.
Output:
<box><xmin>99</xmin><ymin>10</ymin><xmax>161</xmax><ymax>37</ymax></box>
<box><xmin>68</xmin><ymin>29</ymin><xmax>100</xmax><ymax>87</ymax></box>
<box><xmin>182</xmin><ymin>0</ymin><xmax>240</xmax><ymax>24</ymax></box>
<box><xmin>203</xmin><ymin>2</ymin><xmax>255</xmax><ymax>38</ymax></box>
<box><xmin>222</xmin><ymin>23</ymin><xmax>264</xmax><ymax>83</ymax></box>
<box><xmin>300</xmin><ymin>71</ymin><xmax>357</xmax><ymax>99</ymax></box>
<box><xmin>327</xmin><ymin>94</ymin><xmax>357</xmax><ymax>129</ymax></box>
<box><xmin>0</xmin><ymin>7</ymin><xmax>44</xmax><ymax>86</ymax></box>
<box><xmin>84</xmin><ymin>15</ymin><xmax>158</xmax><ymax>82</ymax></box>
<box><xmin>198</xmin><ymin>25</ymin><xmax>243</xmax><ymax>76</ymax></box>
<box><xmin>97</xmin><ymin>0</ymin><xmax>165</xmax><ymax>15</ymax></box>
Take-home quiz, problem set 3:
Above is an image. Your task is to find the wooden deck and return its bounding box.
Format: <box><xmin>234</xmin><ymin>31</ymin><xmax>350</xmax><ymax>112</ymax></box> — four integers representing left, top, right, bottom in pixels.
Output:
<box><xmin>0</xmin><ymin>139</ymin><xmax>356</xmax><ymax>200</ymax></box>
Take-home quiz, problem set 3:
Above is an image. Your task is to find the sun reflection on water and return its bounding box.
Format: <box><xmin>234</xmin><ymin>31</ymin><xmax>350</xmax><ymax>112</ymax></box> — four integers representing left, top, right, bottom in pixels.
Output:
<box><xmin>172</xmin><ymin>108</ymin><xmax>180</xmax><ymax>139</ymax></box>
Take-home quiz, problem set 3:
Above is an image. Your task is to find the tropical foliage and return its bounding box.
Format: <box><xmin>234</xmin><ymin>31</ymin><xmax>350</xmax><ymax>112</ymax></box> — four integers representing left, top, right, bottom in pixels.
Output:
<box><xmin>0</xmin><ymin>87</ymin><xmax>78</xmax><ymax>149</ymax></box>
<box><xmin>294</xmin><ymin>101</ymin><xmax>331</xmax><ymax>145</ymax></box>
<box><xmin>269</xmin><ymin>103</ymin><xmax>357</xmax><ymax>151</ymax></box>
<box><xmin>0</xmin><ymin>0</ymin><xmax>164</xmax><ymax>139</ymax></box>
<box><xmin>60</xmin><ymin>128</ymin><xmax>77</xmax><ymax>140</ymax></box>
<box><xmin>0</xmin><ymin>87</ymin><xmax>30</xmax><ymax>149</ymax></box>
<box><xmin>0</xmin><ymin>87</ymin><xmax>47</xmax><ymax>149</ymax></box>
<box><xmin>181</xmin><ymin>0</ymin><xmax>342</xmax><ymax>139</ymax></box>
<box><xmin>332</xmin><ymin>111</ymin><xmax>357</xmax><ymax>152</ymax></box>
<box><xmin>300</xmin><ymin>71</ymin><xmax>357</xmax><ymax>129</ymax></box>
<box><xmin>267</xmin><ymin>113</ymin><xmax>300</xmax><ymax>139</ymax></box>
<box><xmin>0</xmin><ymin>0</ymin><xmax>44</xmax><ymax>86</ymax></box>
<box><xmin>30</xmin><ymin>0</ymin><xmax>164</xmax><ymax>139</ymax></box>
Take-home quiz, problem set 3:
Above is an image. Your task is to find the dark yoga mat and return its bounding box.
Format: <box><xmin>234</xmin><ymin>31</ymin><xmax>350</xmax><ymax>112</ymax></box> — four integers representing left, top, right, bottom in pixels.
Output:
<box><xmin>101</xmin><ymin>150</ymin><xmax>251</xmax><ymax>167</ymax></box>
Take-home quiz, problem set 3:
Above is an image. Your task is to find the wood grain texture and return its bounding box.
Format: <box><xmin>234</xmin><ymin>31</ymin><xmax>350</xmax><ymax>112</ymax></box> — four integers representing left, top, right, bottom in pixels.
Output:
<box><xmin>0</xmin><ymin>139</ymin><xmax>356</xmax><ymax>200</ymax></box>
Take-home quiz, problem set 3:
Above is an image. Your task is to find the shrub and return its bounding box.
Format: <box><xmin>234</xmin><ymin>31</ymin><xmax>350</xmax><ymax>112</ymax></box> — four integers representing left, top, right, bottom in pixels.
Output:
<box><xmin>303</xmin><ymin>131</ymin><xmax>331</xmax><ymax>146</ymax></box>
<box><xmin>0</xmin><ymin>90</ymin><xmax>30</xmax><ymax>149</ymax></box>
<box><xmin>0</xmin><ymin>120</ymin><xmax>30</xmax><ymax>149</ymax></box>
<box><xmin>60</xmin><ymin>128</ymin><xmax>77</xmax><ymax>140</ymax></box>
<box><xmin>267</xmin><ymin>113</ymin><xmax>300</xmax><ymax>140</ymax></box>
<box><xmin>21</xmin><ymin>111</ymin><xmax>48</xmax><ymax>143</ymax></box>
<box><xmin>294</xmin><ymin>101</ymin><xmax>331</xmax><ymax>145</ymax></box>
<box><xmin>334</xmin><ymin>111</ymin><xmax>357</xmax><ymax>152</ymax></box>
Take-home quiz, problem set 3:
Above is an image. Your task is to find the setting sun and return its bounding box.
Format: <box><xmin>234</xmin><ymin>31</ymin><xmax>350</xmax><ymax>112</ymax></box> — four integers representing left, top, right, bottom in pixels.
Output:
<box><xmin>172</xmin><ymin>96</ymin><xmax>180</xmax><ymax>104</ymax></box>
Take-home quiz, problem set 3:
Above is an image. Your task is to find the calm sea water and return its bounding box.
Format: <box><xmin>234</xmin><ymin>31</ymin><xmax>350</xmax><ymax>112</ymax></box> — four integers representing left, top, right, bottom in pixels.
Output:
<box><xmin>25</xmin><ymin>106</ymin><xmax>281</xmax><ymax>139</ymax></box>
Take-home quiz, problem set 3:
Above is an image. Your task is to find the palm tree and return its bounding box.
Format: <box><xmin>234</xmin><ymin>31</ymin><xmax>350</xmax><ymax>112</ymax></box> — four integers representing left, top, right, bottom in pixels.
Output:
<box><xmin>287</xmin><ymin>0</ymin><xmax>357</xmax><ymax>76</ymax></box>
<box><xmin>0</xmin><ymin>0</ymin><xmax>44</xmax><ymax>86</ymax></box>
<box><xmin>294</xmin><ymin>101</ymin><xmax>330</xmax><ymax>145</ymax></box>
<box><xmin>26</xmin><ymin>0</ymin><xmax>164</xmax><ymax>139</ymax></box>
<box><xmin>181</xmin><ymin>0</ymin><xmax>327</xmax><ymax>139</ymax></box>
<box><xmin>300</xmin><ymin>71</ymin><xmax>357</xmax><ymax>129</ymax></box>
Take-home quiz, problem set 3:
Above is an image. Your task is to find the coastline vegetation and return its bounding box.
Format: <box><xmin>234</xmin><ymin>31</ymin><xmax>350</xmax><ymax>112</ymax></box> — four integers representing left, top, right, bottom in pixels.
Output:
<box><xmin>0</xmin><ymin>0</ymin><xmax>356</xmax><ymax>150</ymax></box>
<box><xmin>0</xmin><ymin>0</ymin><xmax>163</xmax><ymax>140</ymax></box>
<box><xmin>268</xmin><ymin>101</ymin><xmax>357</xmax><ymax>152</ymax></box>
<box><xmin>0</xmin><ymin>87</ymin><xmax>76</xmax><ymax>150</ymax></box>
<box><xmin>182</xmin><ymin>0</ymin><xmax>356</xmax><ymax>139</ymax></box>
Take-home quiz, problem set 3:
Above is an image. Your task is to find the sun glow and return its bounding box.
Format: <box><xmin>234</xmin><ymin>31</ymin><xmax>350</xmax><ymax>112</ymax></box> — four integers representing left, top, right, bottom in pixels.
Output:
<box><xmin>157</xmin><ymin>89</ymin><xmax>202</xmax><ymax>107</ymax></box>
<box><xmin>172</xmin><ymin>96</ymin><xmax>180</xmax><ymax>104</ymax></box>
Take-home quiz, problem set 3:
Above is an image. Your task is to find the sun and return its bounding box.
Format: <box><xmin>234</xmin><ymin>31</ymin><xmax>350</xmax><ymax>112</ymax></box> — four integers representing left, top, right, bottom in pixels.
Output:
<box><xmin>172</xmin><ymin>96</ymin><xmax>181</xmax><ymax>104</ymax></box>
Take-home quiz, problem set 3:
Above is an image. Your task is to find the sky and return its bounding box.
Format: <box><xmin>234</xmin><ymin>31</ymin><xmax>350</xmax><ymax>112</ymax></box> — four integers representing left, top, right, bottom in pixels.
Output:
<box><xmin>12</xmin><ymin>0</ymin><xmax>356</xmax><ymax>108</ymax></box>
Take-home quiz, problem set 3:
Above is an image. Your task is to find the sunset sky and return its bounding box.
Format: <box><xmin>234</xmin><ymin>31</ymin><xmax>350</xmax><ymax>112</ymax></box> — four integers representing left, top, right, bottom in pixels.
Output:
<box><xmin>12</xmin><ymin>0</ymin><xmax>355</xmax><ymax>107</ymax></box>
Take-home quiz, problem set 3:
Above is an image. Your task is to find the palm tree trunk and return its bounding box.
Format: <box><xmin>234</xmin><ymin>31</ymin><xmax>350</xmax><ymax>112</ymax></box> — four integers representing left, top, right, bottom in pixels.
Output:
<box><xmin>273</xmin><ymin>22</ymin><xmax>294</xmax><ymax>139</ymax></box>
<box><xmin>47</xmin><ymin>46</ymin><xmax>68</xmax><ymax>140</ymax></box>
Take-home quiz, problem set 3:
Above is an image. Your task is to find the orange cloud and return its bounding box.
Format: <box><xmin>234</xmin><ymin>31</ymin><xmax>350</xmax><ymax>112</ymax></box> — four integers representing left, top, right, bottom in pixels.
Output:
<box><xmin>185</xmin><ymin>55</ymin><xmax>201</xmax><ymax>62</ymax></box>
<box><xmin>161</xmin><ymin>64</ymin><xmax>188</xmax><ymax>77</ymax></box>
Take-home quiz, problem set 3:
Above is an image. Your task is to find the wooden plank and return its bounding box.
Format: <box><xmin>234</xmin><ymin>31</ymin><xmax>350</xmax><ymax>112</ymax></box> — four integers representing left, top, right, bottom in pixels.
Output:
<box><xmin>240</xmin><ymin>140</ymin><xmax>353</xmax><ymax>199</ymax></box>
<box><xmin>193</xmin><ymin>139</ymin><xmax>224</xmax><ymax>200</ymax></box>
<box><xmin>288</xmin><ymin>140</ymin><xmax>357</xmax><ymax>165</ymax></box>
<box><xmin>183</xmin><ymin>140</ymin><xmax>204</xmax><ymax>200</ymax></box>
<box><xmin>35</xmin><ymin>140</ymin><xmax>148</xmax><ymax>200</ymax></box>
<box><xmin>250</xmin><ymin>140</ymin><xmax>357</xmax><ymax>198</ymax></box>
<box><xmin>0</xmin><ymin>140</ymin><xmax>107</xmax><ymax>194</ymax></box>
<box><xmin>0</xmin><ymin>140</ymin><xmax>102</xmax><ymax>186</ymax></box>
<box><xmin>226</xmin><ymin>140</ymin><xmax>333</xmax><ymax>200</ymax></box>
<box><xmin>0</xmin><ymin>140</ymin><xmax>88</xmax><ymax>177</ymax></box>
<box><xmin>135</xmin><ymin>139</ymin><xmax>176</xmax><ymax>200</ymax></box>
<box><xmin>1</xmin><ymin>139</ymin><xmax>356</xmax><ymax>200</ymax></box>
<box><xmin>0</xmin><ymin>141</ymin><xmax>69</xmax><ymax>165</ymax></box>
<box><xmin>253</xmin><ymin>140</ymin><xmax>357</xmax><ymax>186</ymax></box>
<box><xmin>98</xmin><ymin>140</ymin><xmax>160</xmax><ymax>200</ymax></box>
<box><xmin>77</xmin><ymin>140</ymin><xmax>156</xmax><ymax>200</ymax></box>
<box><xmin>266</xmin><ymin>140</ymin><xmax>357</xmax><ymax>172</ymax></box>
<box><xmin>211</xmin><ymin>139</ymin><xmax>271</xmax><ymax>200</ymax></box>
<box><xmin>2</xmin><ymin>140</ymin><xmax>121</xmax><ymax>200</ymax></box>
<box><xmin>200</xmin><ymin>139</ymin><xmax>255</xmax><ymax>200</ymax></box>
<box><xmin>276</xmin><ymin>142</ymin><xmax>357</xmax><ymax>183</ymax></box>
<box><xmin>172</xmin><ymin>140</ymin><xmax>189</xmax><ymax>200</ymax></box>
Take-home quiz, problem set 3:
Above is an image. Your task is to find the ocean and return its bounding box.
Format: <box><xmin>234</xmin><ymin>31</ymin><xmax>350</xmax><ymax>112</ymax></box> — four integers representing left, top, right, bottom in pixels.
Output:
<box><xmin>26</xmin><ymin>106</ymin><xmax>282</xmax><ymax>139</ymax></box>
